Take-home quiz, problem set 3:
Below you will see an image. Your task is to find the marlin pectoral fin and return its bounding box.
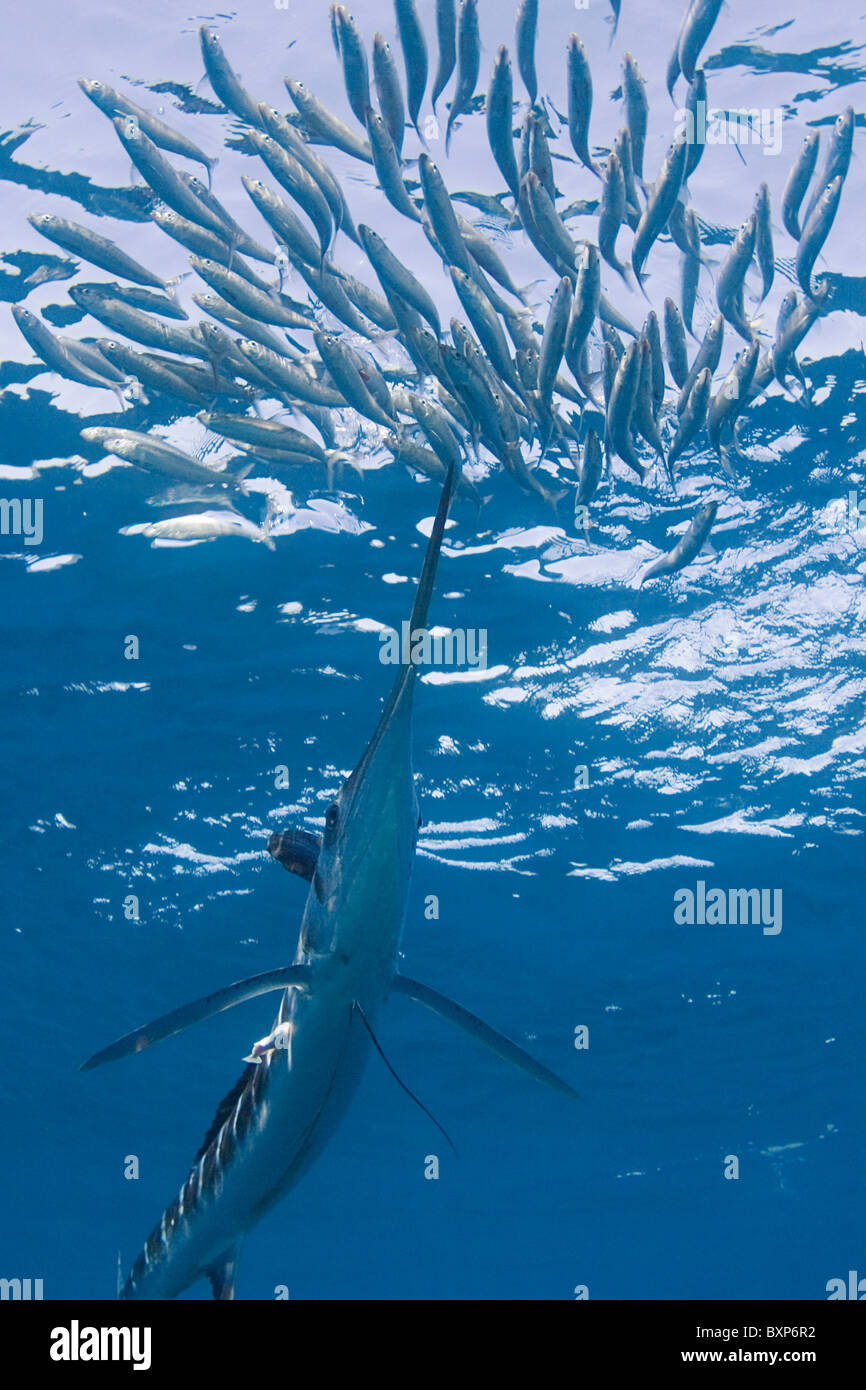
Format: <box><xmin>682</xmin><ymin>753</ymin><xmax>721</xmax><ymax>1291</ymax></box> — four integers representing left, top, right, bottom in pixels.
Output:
<box><xmin>267</xmin><ymin>828</ymin><xmax>322</xmax><ymax>880</ymax></box>
<box><xmin>392</xmin><ymin>975</ymin><xmax>579</xmax><ymax>1100</ymax></box>
<box><xmin>80</xmin><ymin>965</ymin><xmax>313</xmax><ymax>1071</ymax></box>
<box><xmin>207</xmin><ymin>1242</ymin><xmax>241</xmax><ymax>1301</ymax></box>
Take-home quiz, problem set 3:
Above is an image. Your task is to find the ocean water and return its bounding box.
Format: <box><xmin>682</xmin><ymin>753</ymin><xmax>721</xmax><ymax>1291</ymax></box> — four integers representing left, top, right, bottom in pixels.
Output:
<box><xmin>1</xmin><ymin>0</ymin><xmax>864</xmax><ymax>1302</ymax></box>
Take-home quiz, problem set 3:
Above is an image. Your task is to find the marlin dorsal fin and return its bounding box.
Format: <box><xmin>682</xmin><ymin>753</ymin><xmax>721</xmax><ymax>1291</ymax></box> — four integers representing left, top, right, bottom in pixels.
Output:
<box><xmin>80</xmin><ymin>964</ymin><xmax>313</xmax><ymax>1071</ymax></box>
<box><xmin>391</xmin><ymin>975</ymin><xmax>579</xmax><ymax>1099</ymax></box>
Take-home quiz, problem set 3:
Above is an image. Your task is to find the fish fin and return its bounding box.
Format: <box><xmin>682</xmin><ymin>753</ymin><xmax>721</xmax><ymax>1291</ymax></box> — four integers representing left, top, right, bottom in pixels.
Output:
<box><xmin>267</xmin><ymin>827</ymin><xmax>321</xmax><ymax>879</ymax></box>
<box><xmin>207</xmin><ymin>1243</ymin><xmax>241</xmax><ymax>1300</ymax></box>
<box><xmin>391</xmin><ymin>975</ymin><xmax>579</xmax><ymax>1100</ymax></box>
<box><xmin>520</xmin><ymin>277</ymin><xmax>547</xmax><ymax>307</ymax></box>
<box><xmin>194</xmin><ymin>1066</ymin><xmax>256</xmax><ymax>1161</ymax></box>
<box><xmin>261</xmin><ymin>499</ymin><xmax>276</xmax><ymax>551</ymax></box>
<box><xmin>718</xmin><ymin>443</ymin><xmax>737</xmax><ymax>480</ymax></box>
<box><xmin>233</xmin><ymin>460</ymin><xmax>254</xmax><ymax>496</ymax></box>
<box><xmin>80</xmin><ymin>965</ymin><xmax>313</xmax><ymax>1070</ymax></box>
<box><xmin>326</xmin><ymin>448</ymin><xmax>364</xmax><ymax>480</ymax></box>
<box><xmin>353</xmin><ymin>1002</ymin><xmax>457</xmax><ymax>1155</ymax></box>
<box><xmin>638</xmin><ymin>559</ymin><xmax>662</xmax><ymax>588</ymax></box>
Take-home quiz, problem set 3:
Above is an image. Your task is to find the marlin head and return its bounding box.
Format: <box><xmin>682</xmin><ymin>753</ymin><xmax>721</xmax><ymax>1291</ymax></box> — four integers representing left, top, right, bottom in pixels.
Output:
<box><xmin>295</xmin><ymin>464</ymin><xmax>456</xmax><ymax>986</ymax></box>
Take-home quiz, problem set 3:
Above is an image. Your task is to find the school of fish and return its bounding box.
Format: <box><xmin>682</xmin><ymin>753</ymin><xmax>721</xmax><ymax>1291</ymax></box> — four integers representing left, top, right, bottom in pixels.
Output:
<box><xmin>8</xmin><ymin>0</ymin><xmax>855</xmax><ymax>585</ymax></box>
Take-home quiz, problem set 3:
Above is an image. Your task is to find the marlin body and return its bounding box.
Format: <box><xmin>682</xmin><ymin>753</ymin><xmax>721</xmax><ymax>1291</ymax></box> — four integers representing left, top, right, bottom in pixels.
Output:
<box><xmin>84</xmin><ymin>465</ymin><xmax>575</xmax><ymax>1300</ymax></box>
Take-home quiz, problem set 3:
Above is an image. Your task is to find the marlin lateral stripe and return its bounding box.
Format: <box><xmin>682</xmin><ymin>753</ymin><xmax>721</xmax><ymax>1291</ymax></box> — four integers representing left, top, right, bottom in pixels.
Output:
<box><xmin>84</xmin><ymin>461</ymin><xmax>576</xmax><ymax>1300</ymax></box>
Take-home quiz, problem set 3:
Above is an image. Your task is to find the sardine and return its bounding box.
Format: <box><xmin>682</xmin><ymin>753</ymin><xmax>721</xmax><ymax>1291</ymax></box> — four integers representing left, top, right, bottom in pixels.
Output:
<box><xmin>678</xmin><ymin>312</ymin><xmax>723</xmax><ymax>413</ymax></box>
<box><xmin>707</xmin><ymin>339</ymin><xmax>759</xmax><ymax>458</ymax></box>
<box><xmin>668</xmin><ymin>367</ymin><xmax>712</xmax><ymax>473</ymax></box>
<box><xmin>12</xmin><ymin>305</ymin><xmax>125</xmax><ymax>392</ymax></box>
<box><xmin>394</xmin><ymin>0</ymin><xmax>428</xmax><ymax>141</ymax></box>
<box><xmin>446</xmin><ymin>0</ymin><xmax>481</xmax><ymax>154</ymax></box>
<box><xmin>285</xmin><ymin>78</ymin><xmax>373</xmax><ymax>163</ymax></box>
<box><xmin>576</xmin><ymin>427</ymin><xmax>603</xmax><ymax>505</ymax></box>
<box><xmin>190</xmin><ymin>256</ymin><xmax>312</xmax><ymax>330</ymax></box>
<box><xmin>431</xmin><ymin>0</ymin><xmax>457</xmax><ymax>113</ymax></box>
<box><xmin>644</xmin><ymin>309</ymin><xmax>666</xmax><ymax>418</ymax></box>
<box><xmin>640</xmin><ymin>500</ymin><xmax>719</xmax><ymax>585</ymax></box>
<box><xmin>200</xmin><ymin>26</ymin><xmax>263</xmax><ymax>126</ymax></box>
<box><xmin>781</xmin><ymin>130</ymin><xmax>820</xmax><ymax>241</ymax></box>
<box><xmin>137</xmin><ymin>509</ymin><xmax>273</xmax><ymax>548</ymax></box>
<box><xmin>314</xmin><ymin>330</ymin><xmax>396</xmax><ymax>428</ymax></box>
<box><xmin>487</xmin><ymin>47</ymin><xmax>521</xmax><ymax>202</ymax></box>
<box><xmin>664</xmin><ymin>297</ymin><xmax>690</xmax><ymax>389</ymax></box>
<box><xmin>245</xmin><ymin>131</ymin><xmax>334</xmax><ymax>257</ymax></box>
<box><xmin>797</xmin><ymin>175</ymin><xmax>843</xmax><ymax>299</ymax></box>
<box><xmin>358</xmin><ymin>224</ymin><xmax>441</xmax><ymax>336</ymax></box>
<box><xmin>683</xmin><ymin>69</ymin><xmax>708</xmax><ymax>182</ymax></box>
<box><xmin>28</xmin><ymin>212</ymin><xmax>167</xmax><ymax>289</ymax></box>
<box><xmin>257</xmin><ymin>104</ymin><xmax>360</xmax><ymax>246</ymax></box>
<box><xmin>678</xmin><ymin>0</ymin><xmax>724</xmax><ymax>86</ymax></box>
<box><xmin>598</xmin><ymin>151</ymin><xmax>631</xmax><ymax>288</ymax></box>
<box><xmin>198</xmin><ymin>411</ymin><xmax>328</xmax><ymax>464</ymax></box>
<box><xmin>515</xmin><ymin>0</ymin><xmax>539</xmax><ymax>108</ymax></box>
<box><xmin>566</xmin><ymin>33</ymin><xmax>600</xmax><ymax>178</ymax></box>
<box><xmin>111</xmin><ymin>116</ymin><xmax>229</xmax><ymax>239</ymax></box>
<box><xmin>754</xmin><ymin>183</ymin><xmax>774</xmax><ymax>305</ymax></box>
<box><xmin>622</xmin><ymin>53</ymin><xmax>648</xmax><ymax>183</ymax></box>
<box><xmin>193</xmin><ymin>292</ymin><xmax>300</xmax><ymax>358</ymax></box>
<box><xmin>538</xmin><ymin>277</ymin><xmax>573</xmax><ymax>409</ymax></box>
<box><xmin>373</xmin><ymin>33</ymin><xmax>407</xmax><ymax>155</ymax></box>
<box><xmin>716</xmin><ymin>213</ymin><xmax>756</xmax><ymax>342</ymax></box>
<box><xmin>334</xmin><ymin>7</ymin><xmax>371</xmax><ymax>127</ymax></box>
<box><xmin>634</xmin><ymin>336</ymin><xmax>667</xmax><ymax>466</ymax></box>
<box><xmin>81</xmin><ymin>425</ymin><xmax>252</xmax><ymax>489</ymax></box>
<box><xmin>365</xmin><ymin>107</ymin><xmax>421</xmax><ymax>221</ymax></box>
<box><xmin>631</xmin><ymin>135</ymin><xmax>688</xmax><ymax>285</ymax></box>
<box><xmin>237</xmin><ymin>340</ymin><xmax>345</xmax><ymax>404</ymax></box>
<box><xmin>606</xmin><ymin>340</ymin><xmax>645</xmax><ymax>479</ymax></box>
<box><xmin>152</xmin><ymin>208</ymin><xmax>276</xmax><ymax>292</ymax></box>
<box><xmin>79</xmin><ymin>78</ymin><xmax>217</xmax><ymax>184</ymax></box>
<box><xmin>803</xmin><ymin>107</ymin><xmax>854</xmax><ymax>227</ymax></box>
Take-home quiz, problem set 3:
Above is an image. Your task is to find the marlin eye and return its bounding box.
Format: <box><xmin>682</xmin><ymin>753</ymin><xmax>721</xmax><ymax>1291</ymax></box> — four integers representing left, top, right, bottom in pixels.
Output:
<box><xmin>326</xmin><ymin>804</ymin><xmax>339</xmax><ymax>830</ymax></box>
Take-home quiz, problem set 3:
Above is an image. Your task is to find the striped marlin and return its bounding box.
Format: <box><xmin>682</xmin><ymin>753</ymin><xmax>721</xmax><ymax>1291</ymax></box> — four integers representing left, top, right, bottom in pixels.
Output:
<box><xmin>82</xmin><ymin>464</ymin><xmax>576</xmax><ymax>1300</ymax></box>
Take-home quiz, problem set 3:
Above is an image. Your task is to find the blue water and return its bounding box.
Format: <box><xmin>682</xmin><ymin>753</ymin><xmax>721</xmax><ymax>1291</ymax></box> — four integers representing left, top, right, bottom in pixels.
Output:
<box><xmin>1</xmin><ymin>0</ymin><xmax>864</xmax><ymax>1300</ymax></box>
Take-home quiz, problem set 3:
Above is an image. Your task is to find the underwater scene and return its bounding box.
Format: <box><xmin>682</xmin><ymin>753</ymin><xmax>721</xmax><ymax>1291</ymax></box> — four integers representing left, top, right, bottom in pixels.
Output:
<box><xmin>0</xmin><ymin>0</ymin><xmax>864</xmax><ymax>1302</ymax></box>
